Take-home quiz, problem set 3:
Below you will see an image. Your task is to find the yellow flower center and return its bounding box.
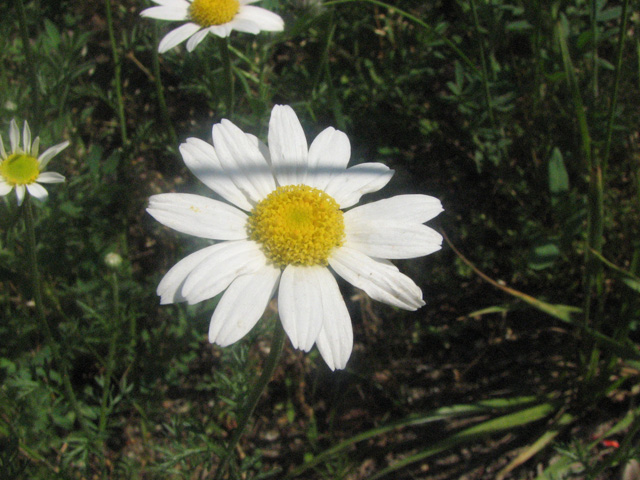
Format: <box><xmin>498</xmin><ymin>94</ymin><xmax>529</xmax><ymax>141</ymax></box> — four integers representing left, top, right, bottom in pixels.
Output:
<box><xmin>188</xmin><ymin>0</ymin><xmax>240</xmax><ymax>26</ymax></box>
<box><xmin>0</xmin><ymin>153</ymin><xmax>39</xmax><ymax>186</ymax></box>
<box><xmin>248</xmin><ymin>185</ymin><xmax>345</xmax><ymax>267</ymax></box>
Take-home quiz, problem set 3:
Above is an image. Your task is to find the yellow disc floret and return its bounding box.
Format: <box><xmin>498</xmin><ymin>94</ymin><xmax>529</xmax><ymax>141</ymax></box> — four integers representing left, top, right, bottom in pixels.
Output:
<box><xmin>188</xmin><ymin>0</ymin><xmax>240</xmax><ymax>26</ymax></box>
<box><xmin>0</xmin><ymin>153</ymin><xmax>40</xmax><ymax>186</ymax></box>
<box><xmin>248</xmin><ymin>185</ymin><xmax>345</xmax><ymax>267</ymax></box>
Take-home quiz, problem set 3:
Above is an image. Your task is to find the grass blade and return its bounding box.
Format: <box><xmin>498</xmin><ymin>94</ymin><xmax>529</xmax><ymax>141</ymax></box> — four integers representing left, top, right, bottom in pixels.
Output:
<box><xmin>285</xmin><ymin>396</ymin><xmax>541</xmax><ymax>478</ymax></box>
<box><xmin>368</xmin><ymin>403</ymin><xmax>557</xmax><ymax>480</ymax></box>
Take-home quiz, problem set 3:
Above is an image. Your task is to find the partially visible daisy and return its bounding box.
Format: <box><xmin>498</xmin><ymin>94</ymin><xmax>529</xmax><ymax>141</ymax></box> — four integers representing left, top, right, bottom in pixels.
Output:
<box><xmin>148</xmin><ymin>105</ymin><xmax>443</xmax><ymax>370</ymax></box>
<box><xmin>141</xmin><ymin>0</ymin><xmax>284</xmax><ymax>53</ymax></box>
<box><xmin>0</xmin><ymin>119</ymin><xmax>68</xmax><ymax>206</ymax></box>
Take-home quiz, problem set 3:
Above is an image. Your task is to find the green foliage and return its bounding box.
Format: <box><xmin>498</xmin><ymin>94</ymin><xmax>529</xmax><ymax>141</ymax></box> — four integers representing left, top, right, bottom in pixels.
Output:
<box><xmin>1</xmin><ymin>0</ymin><xmax>639</xmax><ymax>478</ymax></box>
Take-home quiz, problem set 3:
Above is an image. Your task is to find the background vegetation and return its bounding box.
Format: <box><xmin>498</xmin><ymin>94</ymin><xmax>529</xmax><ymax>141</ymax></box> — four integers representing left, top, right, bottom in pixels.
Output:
<box><xmin>1</xmin><ymin>0</ymin><xmax>639</xmax><ymax>478</ymax></box>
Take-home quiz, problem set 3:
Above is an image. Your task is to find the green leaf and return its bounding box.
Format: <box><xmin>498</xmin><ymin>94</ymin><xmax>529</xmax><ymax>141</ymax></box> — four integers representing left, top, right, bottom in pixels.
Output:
<box><xmin>86</xmin><ymin>144</ymin><xmax>104</xmax><ymax>181</ymax></box>
<box><xmin>285</xmin><ymin>397</ymin><xmax>541</xmax><ymax>479</ymax></box>
<box><xmin>622</xmin><ymin>278</ymin><xmax>640</xmax><ymax>293</ymax></box>
<box><xmin>529</xmin><ymin>239</ymin><xmax>560</xmax><ymax>270</ymax></box>
<box><xmin>596</xmin><ymin>6</ymin><xmax>622</xmax><ymax>22</ymax></box>
<box><xmin>368</xmin><ymin>403</ymin><xmax>558</xmax><ymax>480</ymax></box>
<box><xmin>505</xmin><ymin>20</ymin><xmax>533</xmax><ymax>31</ymax></box>
<box><xmin>548</xmin><ymin>147</ymin><xmax>569</xmax><ymax>196</ymax></box>
<box><xmin>43</xmin><ymin>19</ymin><xmax>61</xmax><ymax>49</ymax></box>
<box><xmin>497</xmin><ymin>412</ymin><xmax>574</xmax><ymax>479</ymax></box>
<box><xmin>467</xmin><ymin>305</ymin><xmax>511</xmax><ymax>317</ymax></box>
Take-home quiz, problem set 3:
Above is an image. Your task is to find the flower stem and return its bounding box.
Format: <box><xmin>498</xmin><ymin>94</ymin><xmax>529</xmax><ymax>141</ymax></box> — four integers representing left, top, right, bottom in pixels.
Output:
<box><xmin>151</xmin><ymin>24</ymin><xmax>177</xmax><ymax>147</ymax></box>
<box><xmin>213</xmin><ymin>321</ymin><xmax>286</xmax><ymax>480</ymax></box>
<box><xmin>16</xmin><ymin>0</ymin><xmax>40</xmax><ymax>129</ymax></box>
<box><xmin>24</xmin><ymin>197</ymin><xmax>49</xmax><ymax>341</ymax></box>
<box><xmin>98</xmin><ymin>271</ymin><xmax>120</xmax><ymax>477</ymax></box>
<box><xmin>23</xmin><ymin>196</ymin><xmax>86</xmax><ymax>430</ymax></box>
<box><xmin>104</xmin><ymin>0</ymin><xmax>128</xmax><ymax>144</ymax></box>
<box><xmin>217</xmin><ymin>36</ymin><xmax>235</xmax><ymax>116</ymax></box>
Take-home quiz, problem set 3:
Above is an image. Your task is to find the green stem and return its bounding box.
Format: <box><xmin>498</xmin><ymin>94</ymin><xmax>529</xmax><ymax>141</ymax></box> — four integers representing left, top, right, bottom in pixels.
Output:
<box><xmin>469</xmin><ymin>0</ymin><xmax>496</xmax><ymax>128</ymax></box>
<box><xmin>556</xmin><ymin>21</ymin><xmax>592</xmax><ymax>170</ymax></box>
<box><xmin>531</xmin><ymin>0</ymin><xmax>542</xmax><ymax>113</ymax></box>
<box><xmin>321</xmin><ymin>13</ymin><xmax>346</xmax><ymax>130</ymax></box>
<box><xmin>590</xmin><ymin>0</ymin><xmax>599</xmax><ymax>98</ymax></box>
<box><xmin>556</xmin><ymin>19</ymin><xmax>603</xmax><ymax>383</ymax></box>
<box><xmin>151</xmin><ymin>25</ymin><xmax>177</xmax><ymax>146</ymax></box>
<box><xmin>323</xmin><ymin>0</ymin><xmax>480</xmax><ymax>75</ymax></box>
<box><xmin>602</xmin><ymin>0</ymin><xmax>630</xmax><ymax>171</ymax></box>
<box><xmin>98</xmin><ymin>272</ymin><xmax>120</xmax><ymax>478</ymax></box>
<box><xmin>212</xmin><ymin>321</ymin><xmax>286</xmax><ymax>480</ymax></box>
<box><xmin>105</xmin><ymin>0</ymin><xmax>128</xmax><ymax>144</ymax></box>
<box><xmin>16</xmin><ymin>0</ymin><xmax>40</xmax><ymax>129</ymax></box>
<box><xmin>24</xmin><ymin>197</ymin><xmax>86</xmax><ymax>430</ymax></box>
<box><xmin>25</xmin><ymin>198</ymin><xmax>50</xmax><ymax>344</ymax></box>
<box><xmin>468</xmin><ymin>0</ymin><xmax>506</xmax><ymax>163</ymax></box>
<box><xmin>218</xmin><ymin>36</ymin><xmax>235</xmax><ymax>116</ymax></box>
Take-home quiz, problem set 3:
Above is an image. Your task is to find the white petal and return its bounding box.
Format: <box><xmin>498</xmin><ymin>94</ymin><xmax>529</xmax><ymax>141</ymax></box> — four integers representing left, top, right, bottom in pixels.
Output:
<box><xmin>226</xmin><ymin>18</ymin><xmax>262</xmax><ymax>34</ymax></box>
<box><xmin>324</xmin><ymin>162</ymin><xmax>394</xmax><ymax>209</ymax></box>
<box><xmin>150</xmin><ymin>0</ymin><xmax>189</xmax><ymax>7</ymax></box>
<box><xmin>38</xmin><ymin>141</ymin><xmax>69</xmax><ymax>169</ymax></box>
<box><xmin>140</xmin><ymin>6</ymin><xmax>188</xmax><ymax>21</ymax></box>
<box><xmin>314</xmin><ymin>274</ymin><xmax>353</xmax><ymax>370</ymax></box>
<box><xmin>181</xmin><ymin>240</ymin><xmax>266</xmax><ymax>304</ymax></box>
<box><xmin>234</xmin><ymin>5</ymin><xmax>284</xmax><ymax>32</ymax></box>
<box><xmin>345</xmin><ymin>194</ymin><xmax>443</xmax><ymax>225</ymax></box>
<box><xmin>206</xmin><ymin>24</ymin><xmax>233</xmax><ymax>37</ymax></box>
<box><xmin>147</xmin><ymin>193</ymin><xmax>248</xmax><ymax>240</ymax></box>
<box><xmin>0</xmin><ymin>181</ymin><xmax>13</xmax><ymax>196</ymax></box>
<box><xmin>186</xmin><ymin>28</ymin><xmax>209</xmax><ymax>51</ymax></box>
<box><xmin>209</xmin><ymin>265</ymin><xmax>281</xmax><ymax>346</ymax></box>
<box><xmin>245</xmin><ymin>134</ymin><xmax>270</xmax><ymax>163</ymax></box>
<box><xmin>15</xmin><ymin>185</ymin><xmax>26</xmax><ymax>205</ymax></box>
<box><xmin>30</xmin><ymin>137</ymin><xmax>40</xmax><ymax>157</ymax></box>
<box><xmin>37</xmin><ymin>172</ymin><xmax>65</xmax><ymax>184</ymax></box>
<box><xmin>306</xmin><ymin>127</ymin><xmax>351</xmax><ymax>190</ymax></box>
<box><xmin>212</xmin><ymin>119</ymin><xmax>276</xmax><ymax>202</ymax></box>
<box><xmin>158</xmin><ymin>23</ymin><xmax>201</xmax><ymax>53</ymax></box>
<box><xmin>157</xmin><ymin>244</ymin><xmax>222</xmax><ymax>304</ymax></box>
<box><xmin>345</xmin><ymin>221</ymin><xmax>442</xmax><ymax>259</ymax></box>
<box><xmin>278</xmin><ymin>265</ymin><xmax>328</xmax><ymax>352</ymax></box>
<box><xmin>0</xmin><ymin>134</ymin><xmax>6</xmax><ymax>158</ymax></box>
<box><xmin>329</xmin><ymin>247</ymin><xmax>425</xmax><ymax>310</ymax></box>
<box><xmin>22</xmin><ymin>121</ymin><xmax>31</xmax><ymax>153</ymax></box>
<box><xmin>9</xmin><ymin>119</ymin><xmax>19</xmax><ymax>152</ymax></box>
<box><xmin>180</xmin><ymin>138</ymin><xmax>253</xmax><ymax>211</ymax></box>
<box><xmin>26</xmin><ymin>183</ymin><xmax>49</xmax><ymax>201</ymax></box>
<box><xmin>268</xmin><ymin>105</ymin><xmax>308</xmax><ymax>186</ymax></box>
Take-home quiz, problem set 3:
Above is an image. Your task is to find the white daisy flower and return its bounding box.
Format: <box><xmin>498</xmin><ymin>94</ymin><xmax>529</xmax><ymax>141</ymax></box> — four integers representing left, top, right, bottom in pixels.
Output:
<box><xmin>0</xmin><ymin>119</ymin><xmax>68</xmax><ymax>206</ymax></box>
<box><xmin>141</xmin><ymin>0</ymin><xmax>284</xmax><ymax>53</ymax></box>
<box><xmin>148</xmin><ymin>105</ymin><xmax>443</xmax><ymax>370</ymax></box>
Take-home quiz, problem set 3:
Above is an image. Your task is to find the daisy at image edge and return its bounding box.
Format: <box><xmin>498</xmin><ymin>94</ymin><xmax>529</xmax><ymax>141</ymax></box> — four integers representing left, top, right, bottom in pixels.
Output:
<box><xmin>141</xmin><ymin>0</ymin><xmax>284</xmax><ymax>53</ymax></box>
<box><xmin>0</xmin><ymin>119</ymin><xmax>68</xmax><ymax>206</ymax></box>
<box><xmin>147</xmin><ymin>105</ymin><xmax>444</xmax><ymax>370</ymax></box>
